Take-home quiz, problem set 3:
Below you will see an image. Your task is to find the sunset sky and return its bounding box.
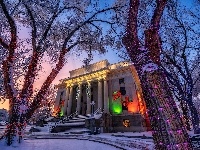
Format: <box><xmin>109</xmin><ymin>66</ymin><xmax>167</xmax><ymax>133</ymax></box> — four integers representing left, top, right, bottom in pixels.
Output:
<box><xmin>0</xmin><ymin>47</ymin><xmax>121</xmax><ymax>110</ymax></box>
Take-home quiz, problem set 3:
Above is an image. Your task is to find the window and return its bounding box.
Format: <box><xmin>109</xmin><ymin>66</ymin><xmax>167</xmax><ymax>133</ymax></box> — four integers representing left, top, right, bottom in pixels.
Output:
<box><xmin>59</xmin><ymin>91</ymin><xmax>64</xmax><ymax>101</ymax></box>
<box><xmin>119</xmin><ymin>78</ymin><xmax>124</xmax><ymax>84</ymax></box>
<box><xmin>120</xmin><ymin>87</ymin><xmax>126</xmax><ymax>95</ymax></box>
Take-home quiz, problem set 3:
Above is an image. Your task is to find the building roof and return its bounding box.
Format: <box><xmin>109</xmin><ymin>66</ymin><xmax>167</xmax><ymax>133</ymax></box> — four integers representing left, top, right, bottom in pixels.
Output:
<box><xmin>56</xmin><ymin>60</ymin><xmax>132</xmax><ymax>87</ymax></box>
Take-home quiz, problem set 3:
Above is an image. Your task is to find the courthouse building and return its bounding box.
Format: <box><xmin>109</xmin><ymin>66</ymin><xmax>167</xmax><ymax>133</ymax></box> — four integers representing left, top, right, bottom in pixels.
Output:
<box><xmin>54</xmin><ymin>60</ymin><xmax>150</xmax><ymax>132</ymax></box>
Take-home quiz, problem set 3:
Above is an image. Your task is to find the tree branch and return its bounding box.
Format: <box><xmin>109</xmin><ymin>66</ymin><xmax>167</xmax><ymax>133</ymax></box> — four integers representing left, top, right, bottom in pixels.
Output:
<box><xmin>20</xmin><ymin>1</ymin><xmax>61</xmax><ymax>100</ymax></box>
<box><xmin>164</xmin><ymin>54</ymin><xmax>188</xmax><ymax>80</ymax></box>
<box><xmin>22</xmin><ymin>2</ymin><xmax>37</xmax><ymax>51</ymax></box>
<box><xmin>21</xmin><ymin>4</ymin><xmax>121</xmax><ymax>106</ymax></box>
<box><xmin>151</xmin><ymin>0</ymin><xmax>167</xmax><ymax>29</ymax></box>
<box><xmin>62</xmin><ymin>6</ymin><xmax>121</xmax><ymax>48</ymax></box>
<box><xmin>190</xmin><ymin>59</ymin><xmax>200</xmax><ymax>74</ymax></box>
<box><xmin>10</xmin><ymin>0</ymin><xmax>21</xmax><ymax>16</ymax></box>
<box><xmin>160</xmin><ymin>65</ymin><xmax>184</xmax><ymax>94</ymax></box>
<box><xmin>193</xmin><ymin>73</ymin><xmax>200</xmax><ymax>87</ymax></box>
<box><xmin>0</xmin><ymin>38</ymin><xmax>9</xmax><ymax>49</ymax></box>
<box><xmin>88</xmin><ymin>22</ymin><xmax>101</xmax><ymax>31</ymax></box>
<box><xmin>89</xmin><ymin>19</ymin><xmax>117</xmax><ymax>34</ymax></box>
<box><xmin>0</xmin><ymin>0</ymin><xmax>18</xmax><ymax>99</ymax></box>
<box><xmin>25</xmin><ymin>40</ymin><xmax>87</xmax><ymax>119</ymax></box>
<box><xmin>122</xmin><ymin>0</ymin><xmax>140</xmax><ymax>58</ymax></box>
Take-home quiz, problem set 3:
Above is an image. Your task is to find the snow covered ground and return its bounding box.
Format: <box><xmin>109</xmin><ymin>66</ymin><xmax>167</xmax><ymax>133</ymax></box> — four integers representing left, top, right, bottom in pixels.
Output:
<box><xmin>0</xmin><ymin>125</ymin><xmax>154</xmax><ymax>150</ymax></box>
<box><xmin>0</xmin><ymin>125</ymin><xmax>200</xmax><ymax>150</ymax></box>
<box><xmin>0</xmin><ymin>139</ymin><xmax>122</xmax><ymax>150</ymax></box>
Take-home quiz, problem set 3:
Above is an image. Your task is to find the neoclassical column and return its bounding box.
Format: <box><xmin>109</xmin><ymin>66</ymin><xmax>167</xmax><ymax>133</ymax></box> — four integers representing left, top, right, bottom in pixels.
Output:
<box><xmin>108</xmin><ymin>79</ymin><xmax>112</xmax><ymax>113</ymax></box>
<box><xmin>76</xmin><ymin>83</ymin><xmax>82</xmax><ymax>115</ymax></box>
<box><xmin>86</xmin><ymin>81</ymin><xmax>91</xmax><ymax>114</ymax></box>
<box><xmin>63</xmin><ymin>86</ymin><xmax>69</xmax><ymax>116</ymax></box>
<box><xmin>67</xmin><ymin>85</ymin><xmax>73</xmax><ymax>116</ymax></box>
<box><xmin>103</xmin><ymin>78</ymin><xmax>109</xmax><ymax>113</ymax></box>
<box><xmin>54</xmin><ymin>89</ymin><xmax>62</xmax><ymax>113</ymax></box>
<box><xmin>98</xmin><ymin>79</ymin><xmax>103</xmax><ymax>110</ymax></box>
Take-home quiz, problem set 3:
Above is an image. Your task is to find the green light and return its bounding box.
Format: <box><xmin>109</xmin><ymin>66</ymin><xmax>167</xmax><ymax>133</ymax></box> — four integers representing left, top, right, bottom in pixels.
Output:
<box><xmin>59</xmin><ymin>107</ymin><xmax>64</xmax><ymax>116</ymax></box>
<box><xmin>60</xmin><ymin>111</ymin><xmax>63</xmax><ymax>116</ymax></box>
<box><xmin>108</xmin><ymin>98</ymin><xmax>110</xmax><ymax>107</ymax></box>
<box><xmin>112</xmin><ymin>102</ymin><xmax>122</xmax><ymax>114</ymax></box>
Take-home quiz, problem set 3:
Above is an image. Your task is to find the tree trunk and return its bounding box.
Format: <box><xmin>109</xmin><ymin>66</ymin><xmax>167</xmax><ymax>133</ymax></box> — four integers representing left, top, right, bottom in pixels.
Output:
<box><xmin>4</xmin><ymin>98</ymin><xmax>21</xmax><ymax>146</ymax></box>
<box><xmin>1</xmin><ymin>96</ymin><xmax>28</xmax><ymax>146</ymax></box>
<box><xmin>186</xmin><ymin>95</ymin><xmax>200</xmax><ymax>134</ymax></box>
<box><xmin>122</xmin><ymin>0</ymin><xmax>194</xmax><ymax>148</ymax></box>
<box><xmin>180</xmin><ymin>100</ymin><xmax>191</xmax><ymax>131</ymax></box>
<box><xmin>139</xmin><ymin>69</ymin><xmax>193</xmax><ymax>149</ymax></box>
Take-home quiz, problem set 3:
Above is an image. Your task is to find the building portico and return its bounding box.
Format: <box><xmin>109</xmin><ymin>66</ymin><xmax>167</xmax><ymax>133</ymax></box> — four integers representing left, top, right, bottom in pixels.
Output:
<box><xmin>54</xmin><ymin>60</ymin><xmax>111</xmax><ymax>116</ymax></box>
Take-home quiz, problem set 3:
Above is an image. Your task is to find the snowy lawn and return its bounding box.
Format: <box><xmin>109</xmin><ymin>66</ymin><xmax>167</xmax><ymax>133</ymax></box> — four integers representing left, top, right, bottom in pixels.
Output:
<box><xmin>1</xmin><ymin>125</ymin><xmax>200</xmax><ymax>150</ymax></box>
<box><xmin>0</xmin><ymin>139</ymin><xmax>122</xmax><ymax>150</ymax></box>
<box><xmin>0</xmin><ymin>125</ymin><xmax>154</xmax><ymax>150</ymax></box>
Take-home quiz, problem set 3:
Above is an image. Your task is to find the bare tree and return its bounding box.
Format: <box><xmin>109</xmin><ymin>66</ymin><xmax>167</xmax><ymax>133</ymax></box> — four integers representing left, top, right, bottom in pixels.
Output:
<box><xmin>193</xmin><ymin>94</ymin><xmax>200</xmax><ymax>118</ymax></box>
<box><xmin>123</xmin><ymin>0</ymin><xmax>193</xmax><ymax>149</ymax></box>
<box><xmin>159</xmin><ymin>0</ymin><xmax>200</xmax><ymax>133</ymax></box>
<box><xmin>0</xmin><ymin>0</ymin><xmax>123</xmax><ymax>146</ymax></box>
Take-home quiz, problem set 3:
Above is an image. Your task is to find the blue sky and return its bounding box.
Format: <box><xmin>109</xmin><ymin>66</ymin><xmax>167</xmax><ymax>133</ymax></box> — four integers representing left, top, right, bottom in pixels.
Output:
<box><xmin>37</xmin><ymin>0</ymin><xmax>198</xmax><ymax>89</ymax></box>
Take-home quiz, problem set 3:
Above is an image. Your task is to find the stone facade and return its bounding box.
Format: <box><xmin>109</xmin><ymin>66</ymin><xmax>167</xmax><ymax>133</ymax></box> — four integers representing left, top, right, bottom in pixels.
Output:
<box><xmin>54</xmin><ymin>60</ymin><xmax>149</xmax><ymax>132</ymax></box>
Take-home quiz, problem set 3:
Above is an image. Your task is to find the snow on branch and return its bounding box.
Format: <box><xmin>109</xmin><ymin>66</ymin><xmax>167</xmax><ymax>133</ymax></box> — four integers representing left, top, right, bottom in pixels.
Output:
<box><xmin>22</xmin><ymin>2</ymin><xmax>37</xmax><ymax>50</ymax></box>
<box><xmin>0</xmin><ymin>0</ymin><xmax>18</xmax><ymax>99</ymax></box>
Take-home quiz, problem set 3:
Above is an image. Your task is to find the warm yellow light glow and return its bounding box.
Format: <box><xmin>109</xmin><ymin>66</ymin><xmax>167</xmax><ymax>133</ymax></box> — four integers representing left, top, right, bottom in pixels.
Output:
<box><xmin>64</xmin><ymin>69</ymin><xmax>108</xmax><ymax>86</ymax></box>
<box><xmin>123</xmin><ymin>119</ymin><xmax>130</xmax><ymax>127</ymax></box>
<box><xmin>0</xmin><ymin>98</ymin><xmax>9</xmax><ymax>110</ymax></box>
<box><xmin>137</xmin><ymin>92</ymin><xmax>146</xmax><ymax>115</ymax></box>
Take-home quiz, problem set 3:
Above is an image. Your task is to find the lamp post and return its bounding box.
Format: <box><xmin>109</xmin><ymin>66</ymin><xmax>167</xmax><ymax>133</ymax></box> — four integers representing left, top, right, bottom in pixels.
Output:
<box><xmin>90</xmin><ymin>101</ymin><xmax>95</xmax><ymax>117</ymax></box>
<box><xmin>89</xmin><ymin>101</ymin><xmax>95</xmax><ymax>134</ymax></box>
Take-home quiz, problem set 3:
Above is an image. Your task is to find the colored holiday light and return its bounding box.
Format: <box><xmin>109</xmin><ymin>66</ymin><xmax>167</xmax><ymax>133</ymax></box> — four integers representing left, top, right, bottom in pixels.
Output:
<box><xmin>127</xmin><ymin>102</ymin><xmax>138</xmax><ymax>113</ymax></box>
<box><xmin>122</xmin><ymin>0</ymin><xmax>194</xmax><ymax>149</ymax></box>
<box><xmin>112</xmin><ymin>102</ymin><xmax>122</xmax><ymax>114</ymax></box>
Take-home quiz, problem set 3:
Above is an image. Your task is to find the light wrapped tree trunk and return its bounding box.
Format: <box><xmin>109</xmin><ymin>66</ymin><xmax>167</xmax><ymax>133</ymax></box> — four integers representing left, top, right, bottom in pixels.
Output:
<box><xmin>140</xmin><ymin>69</ymin><xmax>193</xmax><ymax>149</ymax></box>
<box><xmin>123</xmin><ymin>0</ymin><xmax>194</xmax><ymax>149</ymax></box>
<box><xmin>4</xmin><ymin>98</ymin><xmax>20</xmax><ymax>145</ymax></box>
